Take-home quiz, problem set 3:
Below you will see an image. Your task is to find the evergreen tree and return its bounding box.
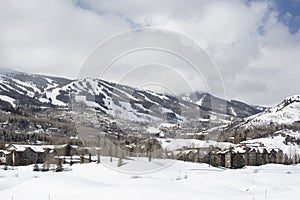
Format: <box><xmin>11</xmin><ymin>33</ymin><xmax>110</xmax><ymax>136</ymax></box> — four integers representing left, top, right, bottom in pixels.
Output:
<box><xmin>233</xmin><ymin>153</ymin><xmax>245</xmax><ymax>169</ymax></box>
<box><xmin>69</xmin><ymin>155</ymin><xmax>73</xmax><ymax>166</ymax></box>
<box><xmin>55</xmin><ymin>159</ymin><xmax>63</xmax><ymax>172</ymax></box>
<box><xmin>33</xmin><ymin>164</ymin><xmax>39</xmax><ymax>171</ymax></box>
<box><xmin>283</xmin><ymin>154</ymin><xmax>289</xmax><ymax>165</ymax></box>
<box><xmin>80</xmin><ymin>154</ymin><xmax>84</xmax><ymax>164</ymax></box>
<box><xmin>42</xmin><ymin>162</ymin><xmax>49</xmax><ymax>172</ymax></box>
<box><xmin>97</xmin><ymin>154</ymin><xmax>100</xmax><ymax>164</ymax></box>
<box><xmin>117</xmin><ymin>157</ymin><xmax>124</xmax><ymax>167</ymax></box>
<box><xmin>148</xmin><ymin>151</ymin><xmax>152</xmax><ymax>162</ymax></box>
<box><xmin>88</xmin><ymin>153</ymin><xmax>92</xmax><ymax>163</ymax></box>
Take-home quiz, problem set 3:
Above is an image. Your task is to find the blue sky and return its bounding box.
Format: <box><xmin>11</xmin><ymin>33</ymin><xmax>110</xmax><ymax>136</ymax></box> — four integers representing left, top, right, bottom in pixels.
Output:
<box><xmin>273</xmin><ymin>0</ymin><xmax>300</xmax><ymax>33</ymax></box>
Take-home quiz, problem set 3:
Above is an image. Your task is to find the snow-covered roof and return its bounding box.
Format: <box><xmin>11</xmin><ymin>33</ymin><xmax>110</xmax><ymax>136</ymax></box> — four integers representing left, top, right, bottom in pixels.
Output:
<box><xmin>233</xmin><ymin>147</ymin><xmax>246</xmax><ymax>154</ymax></box>
<box><xmin>0</xmin><ymin>150</ymin><xmax>11</xmax><ymax>155</ymax></box>
<box><xmin>6</xmin><ymin>144</ymin><xmax>55</xmax><ymax>153</ymax></box>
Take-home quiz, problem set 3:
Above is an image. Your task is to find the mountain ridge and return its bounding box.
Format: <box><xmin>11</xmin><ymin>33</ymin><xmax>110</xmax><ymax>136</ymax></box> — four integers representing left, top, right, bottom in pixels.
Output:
<box><xmin>218</xmin><ymin>95</ymin><xmax>300</xmax><ymax>142</ymax></box>
<box><xmin>0</xmin><ymin>69</ymin><xmax>261</xmax><ymax>122</ymax></box>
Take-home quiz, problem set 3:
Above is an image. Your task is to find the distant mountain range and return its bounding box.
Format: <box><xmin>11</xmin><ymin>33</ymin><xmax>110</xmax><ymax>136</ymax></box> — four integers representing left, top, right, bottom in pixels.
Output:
<box><xmin>0</xmin><ymin>68</ymin><xmax>299</xmax><ymax>145</ymax></box>
<box><xmin>0</xmin><ymin>69</ymin><xmax>262</xmax><ymax>122</ymax></box>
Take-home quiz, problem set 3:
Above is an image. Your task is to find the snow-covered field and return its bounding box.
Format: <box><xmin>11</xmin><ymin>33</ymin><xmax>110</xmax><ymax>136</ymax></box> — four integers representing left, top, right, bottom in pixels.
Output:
<box><xmin>1</xmin><ymin>158</ymin><xmax>300</xmax><ymax>200</ymax></box>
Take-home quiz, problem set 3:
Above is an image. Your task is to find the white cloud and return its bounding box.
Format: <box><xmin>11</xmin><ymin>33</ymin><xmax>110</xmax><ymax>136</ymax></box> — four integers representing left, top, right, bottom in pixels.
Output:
<box><xmin>0</xmin><ymin>0</ymin><xmax>299</xmax><ymax>105</ymax></box>
<box><xmin>0</xmin><ymin>0</ymin><xmax>131</xmax><ymax>77</ymax></box>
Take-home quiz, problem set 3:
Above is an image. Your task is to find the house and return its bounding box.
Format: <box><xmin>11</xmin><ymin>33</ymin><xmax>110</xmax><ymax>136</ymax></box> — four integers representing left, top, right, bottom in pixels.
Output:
<box><xmin>7</xmin><ymin>146</ymin><xmax>37</xmax><ymax>166</ymax></box>
<box><xmin>222</xmin><ymin>146</ymin><xmax>246</xmax><ymax>168</ymax></box>
<box><xmin>244</xmin><ymin>145</ymin><xmax>270</xmax><ymax>166</ymax></box>
<box><xmin>5</xmin><ymin>144</ymin><xmax>51</xmax><ymax>165</ymax></box>
<box><xmin>0</xmin><ymin>150</ymin><xmax>12</xmax><ymax>165</ymax></box>
<box><xmin>52</xmin><ymin>144</ymin><xmax>78</xmax><ymax>156</ymax></box>
<box><xmin>204</xmin><ymin>147</ymin><xmax>223</xmax><ymax>167</ymax></box>
<box><xmin>224</xmin><ymin>149</ymin><xmax>232</xmax><ymax>168</ymax></box>
<box><xmin>245</xmin><ymin>147</ymin><xmax>258</xmax><ymax>166</ymax></box>
<box><xmin>176</xmin><ymin>148</ymin><xmax>199</xmax><ymax>162</ymax></box>
<box><xmin>0</xmin><ymin>143</ymin><xmax>87</xmax><ymax>166</ymax></box>
<box><xmin>222</xmin><ymin>144</ymin><xmax>285</xmax><ymax>168</ymax></box>
<box><xmin>216</xmin><ymin>150</ymin><xmax>227</xmax><ymax>167</ymax></box>
<box><xmin>186</xmin><ymin>149</ymin><xmax>198</xmax><ymax>162</ymax></box>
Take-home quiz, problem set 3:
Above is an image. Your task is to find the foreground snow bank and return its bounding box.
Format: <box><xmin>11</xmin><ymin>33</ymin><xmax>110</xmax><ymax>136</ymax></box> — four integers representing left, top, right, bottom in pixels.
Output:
<box><xmin>1</xmin><ymin>159</ymin><xmax>300</xmax><ymax>200</ymax></box>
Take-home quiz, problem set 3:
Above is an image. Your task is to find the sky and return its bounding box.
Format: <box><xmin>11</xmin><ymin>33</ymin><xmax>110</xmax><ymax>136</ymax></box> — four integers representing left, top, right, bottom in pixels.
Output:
<box><xmin>0</xmin><ymin>0</ymin><xmax>299</xmax><ymax>106</ymax></box>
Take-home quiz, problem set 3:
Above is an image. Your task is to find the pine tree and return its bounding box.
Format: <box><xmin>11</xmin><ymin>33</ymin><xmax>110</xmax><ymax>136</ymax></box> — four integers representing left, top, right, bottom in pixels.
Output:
<box><xmin>148</xmin><ymin>152</ymin><xmax>152</xmax><ymax>162</ymax></box>
<box><xmin>88</xmin><ymin>153</ymin><xmax>92</xmax><ymax>163</ymax></box>
<box><xmin>117</xmin><ymin>157</ymin><xmax>124</xmax><ymax>167</ymax></box>
<box><xmin>55</xmin><ymin>159</ymin><xmax>63</xmax><ymax>172</ymax></box>
<box><xmin>80</xmin><ymin>154</ymin><xmax>84</xmax><ymax>164</ymax></box>
<box><xmin>97</xmin><ymin>154</ymin><xmax>100</xmax><ymax>164</ymax></box>
<box><xmin>33</xmin><ymin>164</ymin><xmax>39</xmax><ymax>171</ymax></box>
<box><xmin>42</xmin><ymin>162</ymin><xmax>49</xmax><ymax>172</ymax></box>
<box><xmin>283</xmin><ymin>154</ymin><xmax>289</xmax><ymax>165</ymax></box>
<box><xmin>69</xmin><ymin>155</ymin><xmax>73</xmax><ymax>166</ymax></box>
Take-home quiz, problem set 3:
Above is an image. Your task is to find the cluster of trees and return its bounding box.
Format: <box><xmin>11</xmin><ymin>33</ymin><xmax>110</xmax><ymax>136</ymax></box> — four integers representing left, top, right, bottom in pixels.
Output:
<box><xmin>33</xmin><ymin>158</ymin><xmax>63</xmax><ymax>172</ymax></box>
<box><xmin>284</xmin><ymin>135</ymin><xmax>300</xmax><ymax>145</ymax></box>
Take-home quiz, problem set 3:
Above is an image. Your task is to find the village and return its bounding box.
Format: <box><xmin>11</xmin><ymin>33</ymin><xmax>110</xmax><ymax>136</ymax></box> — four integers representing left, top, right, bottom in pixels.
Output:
<box><xmin>0</xmin><ymin>143</ymin><xmax>96</xmax><ymax>168</ymax></box>
<box><xmin>0</xmin><ymin>138</ymin><xmax>298</xmax><ymax>170</ymax></box>
<box><xmin>176</xmin><ymin>143</ymin><xmax>291</xmax><ymax>168</ymax></box>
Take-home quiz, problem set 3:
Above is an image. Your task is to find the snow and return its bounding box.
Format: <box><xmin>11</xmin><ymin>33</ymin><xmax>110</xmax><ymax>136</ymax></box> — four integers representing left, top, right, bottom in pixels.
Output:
<box><xmin>137</xmin><ymin>92</ymin><xmax>160</xmax><ymax>106</ymax></box>
<box><xmin>242</xmin><ymin>130</ymin><xmax>300</xmax><ymax>155</ymax></box>
<box><xmin>10</xmin><ymin>78</ymin><xmax>40</xmax><ymax>94</ymax></box>
<box><xmin>1</xmin><ymin>160</ymin><xmax>300</xmax><ymax>200</ymax></box>
<box><xmin>230</xmin><ymin>106</ymin><xmax>237</xmax><ymax>116</ymax></box>
<box><xmin>75</xmin><ymin>95</ymin><xmax>100</xmax><ymax>108</ymax></box>
<box><xmin>146</xmin><ymin>90</ymin><xmax>169</xmax><ymax>100</ymax></box>
<box><xmin>242</xmin><ymin>97</ymin><xmax>300</xmax><ymax>128</ymax></box>
<box><xmin>196</xmin><ymin>95</ymin><xmax>205</xmax><ymax>106</ymax></box>
<box><xmin>160</xmin><ymin>107</ymin><xmax>174</xmax><ymax>113</ymax></box>
<box><xmin>146</xmin><ymin>127</ymin><xmax>160</xmax><ymax>134</ymax></box>
<box><xmin>159</xmin><ymin>123</ymin><xmax>177</xmax><ymax>128</ymax></box>
<box><xmin>0</xmin><ymin>95</ymin><xmax>15</xmax><ymax>107</ymax></box>
<box><xmin>134</xmin><ymin>103</ymin><xmax>149</xmax><ymax>112</ymax></box>
<box><xmin>44</xmin><ymin>78</ymin><xmax>54</xmax><ymax>84</ymax></box>
<box><xmin>107</xmin><ymin>101</ymin><xmax>155</xmax><ymax>122</ymax></box>
<box><xmin>158</xmin><ymin>138</ymin><xmax>232</xmax><ymax>151</ymax></box>
<box><xmin>1</xmin><ymin>83</ymin><xmax>23</xmax><ymax>95</ymax></box>
<box><xmin>45</xmin><ymin>87</ymin><xmax>67</xmax><ymax>106</ymax></box>
<box><xmin>6</xmin><ymin>144</ymin><xmax>56</xmax><ymax>153</ymax></box>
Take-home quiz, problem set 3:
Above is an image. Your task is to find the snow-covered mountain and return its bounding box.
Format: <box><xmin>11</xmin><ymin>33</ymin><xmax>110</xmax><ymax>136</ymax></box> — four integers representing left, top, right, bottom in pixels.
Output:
<box><xmin>219</xmin><ymin>95</ymin><xmax>300</xmax><ymax>142</ymax></box>
<box><xmin>0</xmin><ymin>70</ymin><xmax>72</xmax><ymax>109</ymax></box>
<box><xmin>0</xmin><ymin>69</ymin><xmax>261</xmax><ymax>123</ymax></box>
<box><xmin>181</xmin><ymin>92</ymin><xmax>262</xmax><ymax>118</ymax></box>
<box><xmin>242</xmin><ymin>95</ymin><xmax>300</xmax><ymax>127</ymax></box>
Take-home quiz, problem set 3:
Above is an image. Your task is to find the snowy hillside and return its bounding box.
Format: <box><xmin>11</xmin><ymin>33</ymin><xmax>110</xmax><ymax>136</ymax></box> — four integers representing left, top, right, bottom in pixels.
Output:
<box><xmin>242</xmin><ymin>95</ymin><xmax>300</xmax><ymax>128</ymax></box>
<box><xmin>0</xmin><ymin>71</ymin><xmax>72</xmax><ymax>107</ymax></box>
<box><xmin>0</xmin><ymin>70</ymin><xmax>261</xmax><ymax>123</ymax></box>
<box><xmin>180</xmin><ymin>92</ymin><xmax>262</xmax><ymax>118</ymax></box>
<box><xmin>1</xmin><ymin>160</ymin><xmax>300</xmax><ymax>200</ymax></box>
<box><xmin>242</xmin><ymin>129</ymin><xmax>300</xmax><ymax>155</ymax></box>
<box><xmin>218</xmin><ymin>95</ymin><xmax>300</xmax><ymax>143</ymax></box>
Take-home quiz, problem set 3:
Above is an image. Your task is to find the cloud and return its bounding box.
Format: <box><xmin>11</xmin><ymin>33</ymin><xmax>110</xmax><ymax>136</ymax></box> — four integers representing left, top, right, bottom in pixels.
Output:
<box><xmin>0</xmin><ymin>0</ymin><xmax>299</xmax><ymax>106</ymax></box>
<box><xmin>0</xmin><ymin>0</ymin><xmax>131</xmax><ymax>78</ymax></box>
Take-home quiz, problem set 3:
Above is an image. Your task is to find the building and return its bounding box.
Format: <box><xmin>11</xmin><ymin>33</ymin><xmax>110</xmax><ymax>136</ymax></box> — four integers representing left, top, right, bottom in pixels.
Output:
<box><xmin>0</xmin><ymin>150</ymin><xmax>12</xmax><ymax>165</ymax></box>
<box><xmin>0</xmin><ymin>144</ymin><xmax>79</xmax><ymax>166</ymax></box>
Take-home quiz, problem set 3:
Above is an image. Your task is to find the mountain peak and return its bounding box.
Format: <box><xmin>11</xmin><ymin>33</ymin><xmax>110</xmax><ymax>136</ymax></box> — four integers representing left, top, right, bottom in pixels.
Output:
<box><xmin>269</xmin><ymin>95</ymin><xmax>300</xmax><ymax>113</ymax></box>
<box><xmin>283</xmin><ymin>95</ymin><xmax>300</xmax><ymax>103</ymax></box>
